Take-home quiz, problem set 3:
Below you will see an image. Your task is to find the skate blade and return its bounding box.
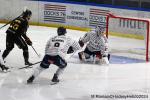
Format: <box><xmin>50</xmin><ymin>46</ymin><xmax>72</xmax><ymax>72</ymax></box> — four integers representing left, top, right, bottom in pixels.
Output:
<box><xmin>50</xmin><ymin>81</ymin><xmax>59</xmax><ymax>85</ymax></box>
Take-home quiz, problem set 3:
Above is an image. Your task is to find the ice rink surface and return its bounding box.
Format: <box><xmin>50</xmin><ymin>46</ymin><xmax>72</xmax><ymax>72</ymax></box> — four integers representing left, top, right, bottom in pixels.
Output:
<box><xmin>0</xmin><ymin>24</ymin><xmax>150</xmax><ymax>100</ymax></box>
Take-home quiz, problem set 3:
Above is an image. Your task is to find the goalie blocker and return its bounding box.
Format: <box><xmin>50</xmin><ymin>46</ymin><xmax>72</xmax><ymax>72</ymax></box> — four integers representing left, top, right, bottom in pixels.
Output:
<box><xmin>78</xmin><ymin>25</ymin><xmax>110</xmax><ymax>65</ymax></box>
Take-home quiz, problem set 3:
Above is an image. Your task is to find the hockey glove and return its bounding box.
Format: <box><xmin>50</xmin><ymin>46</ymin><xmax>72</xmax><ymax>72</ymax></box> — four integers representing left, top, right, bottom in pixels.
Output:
<box><xmin>25</xmin><ymin>38</ymin><xmax>32</xmax><ymax>46</ymax></box>
<box><xmin>78</xmin><ymin>40</ymin><xmax>84</xmax><ymax>47</ymax></box>
<box><xmin>67</xmin><ymin>46</ymin><xmax>74</xmax><ymax>54</ymax></box>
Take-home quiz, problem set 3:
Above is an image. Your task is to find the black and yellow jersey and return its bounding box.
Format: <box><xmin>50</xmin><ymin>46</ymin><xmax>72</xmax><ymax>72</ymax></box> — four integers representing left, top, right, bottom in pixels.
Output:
<box><xmin>6</xmin><ymin>17</ymin><xmax>28</xmax><ymax>37</ymax></box>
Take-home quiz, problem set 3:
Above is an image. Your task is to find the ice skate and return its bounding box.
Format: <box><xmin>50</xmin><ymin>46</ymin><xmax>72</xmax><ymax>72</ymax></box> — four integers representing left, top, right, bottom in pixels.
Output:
<box><xmin>27</xmin><ymin>75</ymin><xmax>35</xmax><ymax>84</ymax></box>
<box><xmin>51</xmin><ymin>74</ymin><xmax>59</xmax><ymax>85</ymax></box>
<box><xmin>25</xmin><ymin>61</ymin><xmax>33</xmax><ymax>66</ymax></box>
<box><xmin>0</xmin><ymin>64</ymin><xmax>9</xmax><ymax>72</ymax></box>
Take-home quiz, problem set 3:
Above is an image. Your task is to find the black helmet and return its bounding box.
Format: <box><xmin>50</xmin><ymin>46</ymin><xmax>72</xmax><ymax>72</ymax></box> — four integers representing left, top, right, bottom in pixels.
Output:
<box><xmin>57</xmin><ymin>27</ymin><xmax>67</xmax><ymax>36</ymax></box>
<box><xmin>22</xmin><ymin>9</ymin><xmax>32</xmax><ymax>17</ymax></box>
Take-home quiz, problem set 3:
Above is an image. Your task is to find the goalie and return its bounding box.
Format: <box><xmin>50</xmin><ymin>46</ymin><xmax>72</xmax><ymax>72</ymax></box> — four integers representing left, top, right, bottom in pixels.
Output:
<box><xmin>78</xmin><ymin>25</ymin><xmax>110</xmax><ymax>65</ymax></box>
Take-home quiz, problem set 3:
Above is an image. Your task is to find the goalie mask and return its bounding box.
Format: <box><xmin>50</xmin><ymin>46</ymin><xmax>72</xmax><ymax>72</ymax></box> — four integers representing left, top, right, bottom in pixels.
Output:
<box><xmin>95</xmin><ymin>25</ymin><xmax>105</xmax><ymax>35</ymax></box>
<box><xmin>57</xmin><ymin>27</ymin><xmax>67</xmax><ymax>36</ymax></box>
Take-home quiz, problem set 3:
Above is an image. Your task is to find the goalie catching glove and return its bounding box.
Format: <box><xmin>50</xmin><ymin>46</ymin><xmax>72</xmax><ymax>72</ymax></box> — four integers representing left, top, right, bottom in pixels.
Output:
<box><xmin>25</xmin><ymin>37</ymin><xmax>32</xmax><ymax>46</ymax></box>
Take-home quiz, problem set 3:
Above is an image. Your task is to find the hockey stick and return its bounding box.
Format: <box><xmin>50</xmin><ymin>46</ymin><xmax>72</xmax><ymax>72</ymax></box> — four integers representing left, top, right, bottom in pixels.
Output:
<box><xmin>0</xmin><ymin>22</ymin><xmax>10</xmax><ymax>30</ymax></box>
<box><xmin>18</xmin><ymin>61</ymin><xmax>41</xmax><ymax>69</ymax></box>
<box><xmin>7</xmin><ymin>61</ymin><xmax>42</xmax><ymax>72</ymax></box>
<box><xmin>31</xmin><ymin>45</ymin><xmax>41</xmax><ymax>58</ymax></box>
<box><xmin>0</xmin><ymin>14</ymin><xmax>22</xmax><ymax>30</ymax></box>
<box><xmin>0</xmin><ymin>7</ymin><xmax>28</xmax><ymax>30</ymax></box>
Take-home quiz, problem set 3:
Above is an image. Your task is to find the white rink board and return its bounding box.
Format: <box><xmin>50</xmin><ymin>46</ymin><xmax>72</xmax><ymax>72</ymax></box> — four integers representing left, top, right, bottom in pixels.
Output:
<box><xmin>0</xmin><ymin>0</ymin><xmax>150</xmax><ymax>36</ymax></box>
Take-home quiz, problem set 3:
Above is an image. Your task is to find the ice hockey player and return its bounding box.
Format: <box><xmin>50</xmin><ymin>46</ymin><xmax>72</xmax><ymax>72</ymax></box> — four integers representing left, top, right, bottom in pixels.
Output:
<box><xmin>0</xmin><ymin>50</ymin><xmax>9</xmax><ymax>72</ymax></box>
<box><xmin>78</xmin><ymin>25</ymin><xmax>110</xmax><ymax>65</ymax></box>
<box><xmin>27</xmin><ymin>27</ymin><xmax>81</xmax><ymax>84</ymax></box>
<box><xmin>2</xmin><ymin>9</ymin><xmax>33</xmax><ymax>65</ymax></box>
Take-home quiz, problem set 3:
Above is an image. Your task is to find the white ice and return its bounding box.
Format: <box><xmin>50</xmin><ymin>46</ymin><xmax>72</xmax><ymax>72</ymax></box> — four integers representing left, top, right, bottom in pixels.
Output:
<box><xmin>0</xmin><ymin>24</ymin><xmax>150</xmax><ymax>100</ymax></box>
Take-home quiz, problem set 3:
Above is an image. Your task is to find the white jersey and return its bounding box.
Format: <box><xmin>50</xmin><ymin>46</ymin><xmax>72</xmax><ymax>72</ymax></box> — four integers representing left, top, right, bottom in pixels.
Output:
<box><xmin>81</xmin><ymin>31</ymin><xmax>108</xmax><ymax>55</ymax></box>
<box><xmin>45</xmin><ymin>35</ymin><xmax>81</xmax><ymax>59</ymax></box>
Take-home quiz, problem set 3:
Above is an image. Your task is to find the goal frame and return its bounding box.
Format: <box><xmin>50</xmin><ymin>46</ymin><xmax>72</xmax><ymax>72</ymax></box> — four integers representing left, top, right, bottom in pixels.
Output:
<box><xmin>105</xmin><ymin>14</ymin><xmax>150</xmax><ymax>62</ymax></box>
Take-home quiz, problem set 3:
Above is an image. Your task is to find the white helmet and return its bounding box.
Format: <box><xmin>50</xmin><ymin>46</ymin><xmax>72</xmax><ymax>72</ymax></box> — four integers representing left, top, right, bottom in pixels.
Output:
<box><xmin>95</xmin><ymin>25</ymin><xmax>105</xmax><ymax>35</ymax></box>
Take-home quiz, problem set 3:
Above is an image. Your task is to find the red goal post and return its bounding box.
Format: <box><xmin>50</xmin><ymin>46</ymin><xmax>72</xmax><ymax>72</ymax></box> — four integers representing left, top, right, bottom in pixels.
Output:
<box><xmin>105</xmin><ymin>13</ymin><xmax>150</xmax><ymax>62</ymax></box>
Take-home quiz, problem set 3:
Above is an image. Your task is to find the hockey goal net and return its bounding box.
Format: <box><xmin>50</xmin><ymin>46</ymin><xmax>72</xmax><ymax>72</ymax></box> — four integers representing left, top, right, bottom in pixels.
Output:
<box><xmin>105</xmin><ymin>14</ymin><xmax>150</xmax><ymax>62</ymax></box>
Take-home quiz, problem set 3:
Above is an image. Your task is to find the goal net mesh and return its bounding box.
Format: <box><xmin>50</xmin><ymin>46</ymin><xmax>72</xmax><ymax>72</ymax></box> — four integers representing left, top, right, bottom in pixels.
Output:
<box><xmin>106</xmin><ymin>15</ymin><xmax>150</xmax><ymax>62</ymax></box>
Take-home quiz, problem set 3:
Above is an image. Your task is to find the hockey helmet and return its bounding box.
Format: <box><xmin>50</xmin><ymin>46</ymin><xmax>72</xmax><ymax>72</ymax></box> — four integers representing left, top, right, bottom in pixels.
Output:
<box><xmin>22</xmin><ymin>9</ymin><xmax>32</xmax><ymax>18</ymax></box>
<box><xmin>95</xmin><ymin>25</ymin><xmax>105</xmax><ymax>35</ymax></box>
<box><xmin>57</xmin><ymin>27</ymin><xmax>67</xmax><ymax>36</ymax></box>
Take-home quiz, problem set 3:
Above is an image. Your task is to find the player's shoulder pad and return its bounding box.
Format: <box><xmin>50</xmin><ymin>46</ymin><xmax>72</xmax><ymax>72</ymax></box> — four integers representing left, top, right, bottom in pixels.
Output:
<box><xmin>88</xmin><ymin>31</ymin><xmax>94</xmax><ymax>34</ymax></box>
<box><xmin>65</xmin><ymin>36</ymin><xmax>72</xmax><ymax>40</ymax></box>
<box><xmin>19</xmin><ymin>17</ymin><xmax>25</xmax><ymax>21</ymax></box>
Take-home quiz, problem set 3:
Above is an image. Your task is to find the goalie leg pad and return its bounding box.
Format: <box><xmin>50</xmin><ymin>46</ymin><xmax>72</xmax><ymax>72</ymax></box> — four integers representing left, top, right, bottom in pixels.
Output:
<box><xmin>100</xmin><ymin>57</ymin><xmax>109</xmax><ymax>65</ymax></box>
<box><xmin>84</xmin><ymin>47</ymin><xmax>94</xmax><ymax>59</ymax></box>
<box><xmin>84</xmin><ymin>53</ymin><xmax>91</xmax><ymax>59</ymax></box>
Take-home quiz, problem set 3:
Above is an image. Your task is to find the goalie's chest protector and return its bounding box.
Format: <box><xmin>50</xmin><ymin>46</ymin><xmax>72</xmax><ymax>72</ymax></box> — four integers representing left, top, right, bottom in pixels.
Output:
<box><xmin>87</xmin><ymin>33</ymin><xmax>106</xmax><ymax>51</ymax></box>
